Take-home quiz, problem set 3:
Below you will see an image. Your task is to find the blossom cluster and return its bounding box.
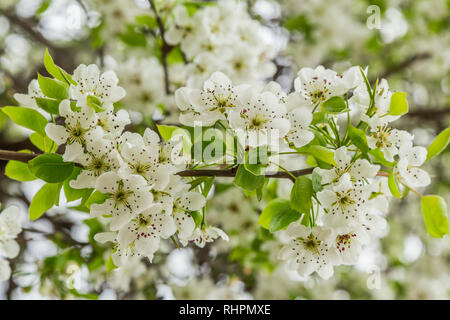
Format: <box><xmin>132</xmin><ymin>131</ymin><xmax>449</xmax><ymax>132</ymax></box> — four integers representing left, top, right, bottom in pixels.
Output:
<box><xmin>165</xmin><ymin>0</ymin><xmax>277</xmax><ymax>88</ymax></box>
<box><xmin>0</xmin><ymin>205</ymin><xmax>22</xmax><ymax>281</ymax></box>
<box><xmin>175</xmin><ymin>65</ymin><xmax>432</xmax><ymax>279</ymax></box>
<box><xmin>37</xmin><ymin>64</ymin><xmax>228</xmax><ymax>267</ymax></box>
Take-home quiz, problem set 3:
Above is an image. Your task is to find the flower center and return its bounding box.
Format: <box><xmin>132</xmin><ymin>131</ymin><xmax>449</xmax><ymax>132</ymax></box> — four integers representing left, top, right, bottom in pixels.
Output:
<box><xmin>335</xmin><ymin>232</ymin><xmax>357</xmax><ymax>252</ymax></box>
<box><xmin>87</xmin><ymin>155</ymin><xmax>110</xmax><ymax>176</ymax></box>
<box><xmin>131</xmin><ymin>162</ymin><xmax>151</xmax><ymax>175</ymax></box>
<box><xmin>371</xmin><ymin>126</ymin><xmax>392</xmax><ymax>148</ymax></box>
<box><xmin>110</xmin><ymin>182</ymin><xmax>133</xmax><ymax>208</ymax></box>
<box><xmin>67</xmin><ymin>122</ymin><xmax>88</xmax><ymax>145</ymax></box>
<box><xmin>297</xmin><ymin>233</ymin><xmax>321</xmax><ymax>254</ymax></box>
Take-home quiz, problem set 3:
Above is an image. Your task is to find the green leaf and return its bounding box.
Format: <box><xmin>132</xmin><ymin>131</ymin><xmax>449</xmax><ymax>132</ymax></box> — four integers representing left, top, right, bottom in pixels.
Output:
<box><xmin>258</xmin><ymin>198</ymin><xmax>290</xmax><ymax>230</ymax></box>
<box><xmin>369</xmin><ymin>149</ymin><xmax>394</xmax><ymax>167</ymax></box>
<box><xmin>322</xmin><ymin>96</ymin><xmax>347</xmax><ymax>113</ymax></box>
<box><xmin>312</xmin><ymin>171</ymin><xmax>323</xmax><ymax>192</ymax></box>
<box><xmin>156</xmin><ymin>124</ymin><xmax>192</xmax><ymax>154</ymax></box>
<box><xmin>28</xmin><ymin>154</ymin><xmax>74</xmax><ymax>183</ymax></box>
<box><xmin>2</xmin><ymin>106</ymin><xmax>48</xmax><ymax>135</ymax></box>
<box><xmin>388</xmin><ymin>171</ymin><xmax>402</xmax><ymax>199</ymax></box>
<box><xmin>86</xmin><ymin>95</ymin><xmax>106</xmax><ymax>112</ymax></box>
<box><xmin>234</xmin><ymin>165</ymin><xmax>265</xmax><ymax>192</ymax></box>
<box><xmin>201</xmin><ymin>177</ymin><xmax>214</xmax><ymax>197</ymax></box>
<box><xmin>35</xmin><ymin>97</ymin><xmax>60</xmax><ymax>114</ymax></box>
<box><xmin>37</xmin><ymin>74</ymin><xmax>69</xmax><ymax>100</ymax></box>
<box><xmin>30</xmin><ymin>132</ymin><xmax>58</xmax><ymax>153</ymax></box>
<box><xmin>44</xmin><ymin>48</ymin><xmax>76</xmax><ymax>85</ymax></box>
<box><xmin>269</xmin><ymin>207</ymin><xmax>302</xmax><ymax>233</ymax></box>
<box><xmin>118</xmin><ymin>26</ymin><xmax>147</xmax><ymax>47</ymax></box>
<box><xmin>85</xmin><ymin>190</ymin><xmax>109</xmax><ymax>209</ymax></box>
<box><xmin>244</xmin><ymin>147</ymin><xmax>269</xmax><ymax>175</ymax></box>
<box><xmin>388</xmin><ymin>92</ymin><xmax>408</xmax><ymax>116</ymax></box>
<box><xmin>29</xmin><ymin>183</ymin><xmax>61</xmax><ymax>220</ymax></box>
<box><xmin>157</xmin><ymin>124</ymin><xmax>180</xmax><ymax>141</ymax></box>
<box><xmin>167</xmin><ymin>46</ymin><xmax>186</xmax><ymax>64</ymax></box>
<box><xmin>348</xmin><ymin>125</ymin><xmax>369</xmax><ymax>153</ymax></box>
<box><xmin>311</xmin><ymin>111</ymin><xmax>329</xmax><ymax>125</ymax></box>
<box><xmin>5</xmin><ymin>151</ymin><xmax>36</xmax><ymax>181</ymax></box>
<box><xmin>135</xmin><ymin>15</ymin><xmax>157</xmax><ymax>29</ymax></box>
<box><xmin>306</xmin><ymin>145</ymin><xmax>337</xmax><ymax>166</ymax></box>
<box><xmin>106</xmin><ymin>254</ymin><xmax>118</xmax><ymax>273</ymax></box>
<box><xmin>421</xmin><ymin>195</ymin><xmax>449</xmax><ymax>238</ymax></box>
<box><xmin>426</xmin><ymin>127</ymin><xmax>450</xmax><ymax>161</ymax></box>
<box><xmin>187</xmin><ymin>211</ymin><xmax>203</xmax><ymax>229</ymax></box>
<box><xmin>290</xmin><ymin>177</ymin><xmax>313</xmax><ymax>213</ymax></box>
<box><xmin>63</xmin><ymin>167</ymin><xmax>94</xmax><ymax>202</ymax></box>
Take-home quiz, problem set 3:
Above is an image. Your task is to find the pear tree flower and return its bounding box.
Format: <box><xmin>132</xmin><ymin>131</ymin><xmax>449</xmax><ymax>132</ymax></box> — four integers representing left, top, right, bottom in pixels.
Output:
<box><xmin>70</xmin><ymin>138</ymin><xmax>121</xmax><ymax>189</ymax></box>
<box><xmin>91</xmin><ymin>172</ymin><xmax>153</xmax><ymax>231</ymax></box>
<box><xmin>317</xmin><ymin>173</ymin><xmax>371</xmax><ymax>227</ymax></box>
<box><xmin>0</xmin><ymin>205</ymin><xmax>22</xmax><ymax>281</ymax></box>
<box><xmin>396</xmin><ymin>145</ymin><xmax>431</xmax><ymax>188</ymax></box>
<box><xmin>228</xmin><ymin>89</ymin><xmax>290</xmax><ymax>148</ymax></box>
<box><xmin>118</xmin><ymin>204</ymin><xmax>177</xmax><ymax>262</ymax></box>
<box><xmin>45</xmin><ymin>100</ymin><xmax>102</xmax><ymax>156</ymax></box>
<box><xmin>279</xmin><ymin>223</ymin><xmax>335</xmax><ymax>279</ymax></box>
<box><xmin>70</xmin><ymin>64</ymin><xmax>126</xmax><ymax>108</ymax></box>
<box><xmin>182</xmin><ymin>226</ymin><xmax>229</xmax><ymax>248</ymax></box>
<box><xmin>314</xmin><ymin>146</ymin><xmax>380</xmax><ymax>184</ymax></box>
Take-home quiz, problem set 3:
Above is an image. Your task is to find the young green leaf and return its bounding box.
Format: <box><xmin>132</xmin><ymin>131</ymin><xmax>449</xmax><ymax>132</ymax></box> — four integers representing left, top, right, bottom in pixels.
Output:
<box><xmin>388</xmin><ymin>92</ymin><xmax>408</xmax><ymax>116</ymax></box>
<box><xmin>426</xmin><ymin>127</ymin><xmax>450</xmax><ymax>162</ymax></box>
<box><xmin>86</xmin><ymin>95</ymin><xmax>106</xmax><ymax>112</ymax></box>
<box><xmin>187</xmin><ymin>211</ymin><xmax>203</xmax><ymax>229</ymax></box>
<box><xmin>421</xmin><ymin>195</ymin><xmax>449</xmax><ymax>238</ymax></box>
<box><xmin>369</xmin><ymin>149</ymin><xmax>394</xmax><ymax>167</ymax></box>
<box><xmin>311</xmin><ymin>171</ymin><xmax>323</xmax><ymax>192</ymax></box>
<box><xmin>311</xmin><ymin>111</ymin><xmax>329</xmax><ymax>125</ymax></box>
<box><xmin>234</xmin><ymin>165</ymin><xmax>265</xmax><ymax>192</ymax></box>
<box><xmin>44</xmin><ymin>48</ymin><xmax>76</xmax><ymax>85</ymax></box>
<box><xmin>322</xmin><ymin>96</ymin><xmax>347</xmax><ymax>113</ymax></box>
<box><xmin>106</xmin><ymin>254</ymin><xmax>118</xmax><ymax>272</ymax></box>
<box><xmin>5</xmin><ymin>151</ymin><xmax>36</xmax><ymax>181</ymax></box>
<box><xmin>290</xmin><ymin>176</ymin><xmax>313</xmax><ymax>213</ymax></box>
<box><xmin>269</xmin><ymin>207</ymin><xmax>302</xmax><ymax>233</ymax></box>
<box><xmin>37</xmin><ymin>74</ymin><xmax>69</xmax><ymax>100</ymax></box>
<box><xmin>29</xmin><ymin>183</ymin><xmax>61</xmax><ymax>220</ymax></box>
<box><xmin>35</xmin><ymin>97</ymin><xmax>60</xmax><ymax>114</ymax></box>
<box><xmin>348</xmin><ymin>125</ymin><xmax>369</xmax><ymax>153</ymax></box>
<box><xmin>63</xmin><ymin>167</ymin><xmax>94</xmax><ymax>202</ymax></box>
<box><xmin>2</xmin><ymin>106</ymin><xmax>48</xmax><ymax>135</ymax></box>
<box><xmin>306</xmin><ymin>145</ymin><xmax>337</xmax><ymax>166</ymax></box>
<box><xmin>258</xmin><ymin>198</ymin><xmax>290</xmax><ymax>230</ymax></box>
<box><xmin>135</xmin><ymin>15</ymin><xmax>157</xmax><ymax>29</ymax></box>
<box><xmin>30</xmin><ymin>132</ymin><xmax>58</xmax><ymax>153</ymax></box>
<box><xmin>156</xmin><ymin>124</ymin><xmax>192</xmax><ymax>154</ymax></box>
<box><xmin>85</xmin><ymin>190</ymin><xmax>110</xmax><ymax>209</ymax></box>
<box><xmin>28</xmin><ymin>154</ymin><xmax>74</xmax><ymax>183</ymax></box>
<box><xmin>388</xmin><ymin>170</ymin><xmax>402</xmax><ymax>198</ymax></box>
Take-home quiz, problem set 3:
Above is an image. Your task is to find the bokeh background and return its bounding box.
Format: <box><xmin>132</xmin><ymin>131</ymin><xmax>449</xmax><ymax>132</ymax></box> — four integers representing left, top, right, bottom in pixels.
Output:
<box><xmin>0</xmin><ymin>0</ymin><xmax>448</xmax><ymax>299</ymax></box>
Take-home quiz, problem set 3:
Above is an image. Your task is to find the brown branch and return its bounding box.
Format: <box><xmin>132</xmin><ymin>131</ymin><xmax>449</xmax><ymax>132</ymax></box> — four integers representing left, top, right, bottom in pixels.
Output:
<box><xmin>0</xmin><ymin>149</ymin><xmax>313</xmax><ymax>179</ymax></box>
<box><xmin>405</xmin><ymin>108</ymin><xmax>450</xmax><ymax>119</ymax></box>
<box><xmin>149</xmin><ymin>0</ymin><xmax>173</xmax><ymax>95</ymax></box>
<box><xmin>371</xmin><ymin>52</ymin><xmax>432</xmax><ymax>83</ymax></box>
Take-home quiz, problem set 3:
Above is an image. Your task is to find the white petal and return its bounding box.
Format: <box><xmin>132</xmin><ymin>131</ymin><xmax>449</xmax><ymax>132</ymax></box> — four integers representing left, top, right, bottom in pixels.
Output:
<box><xmin>0</xmin><ymin>239</ymin><xmax>20</xmax><ymax>259</ymax></box>
<box><xmin>0</xmin><ymin>258</ymin><xmax>11</xmax><ymax>281</ymax></box>
<box><xmin>178</xmin><ymin>192</ymin><xmax>206</xmax><ymax>211</ymax></box>
<box><xmin>45</xmin><ymin>124</ymin><xmax>68</xmax><ymax>145</ymax></box>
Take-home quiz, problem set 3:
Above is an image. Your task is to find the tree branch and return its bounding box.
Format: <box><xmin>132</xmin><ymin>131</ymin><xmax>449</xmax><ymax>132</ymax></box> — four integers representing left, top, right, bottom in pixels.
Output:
<box><xmin>371</xmin><ymin>52</ymin><xmax>432</xmax><ymax>83</ymax></box>
<box><xmin>0</xmin><ymin>149</ymin><xmax>313</xmax><ymax>179</ymax></box>
<box><xmin>149</xmin><ymin>0</ymin><xmax>173</xmax><ymax>95</ymax></box>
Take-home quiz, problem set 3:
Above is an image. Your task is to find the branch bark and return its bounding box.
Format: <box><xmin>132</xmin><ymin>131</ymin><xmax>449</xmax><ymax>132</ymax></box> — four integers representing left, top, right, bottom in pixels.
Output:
<box><xmin>149</xmin><ymin>0</ymin><xmax>173</xmax><ymax>95</ymax></box>
<box><xmin>0</xmin><ymin>149</ymin><xmax>313</xmax><ymax>179</ymax></box>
